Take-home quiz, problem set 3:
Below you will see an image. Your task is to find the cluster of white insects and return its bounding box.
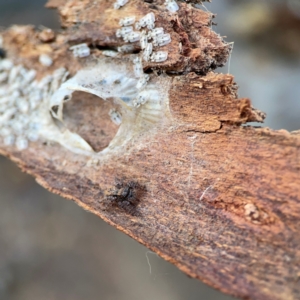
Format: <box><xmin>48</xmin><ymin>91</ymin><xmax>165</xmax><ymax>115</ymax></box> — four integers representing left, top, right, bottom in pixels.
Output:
<box><xmin>132</xmin><ymin>57</ymin><xmax>150</xmax><ymax>106</ymax></box>
<box><xmin>0</xmin><ymin>5</ymin><xmax>173</xmax><ymax>154</ymax></box>
<box><xmin>116</xmin><ymin>12</ymin><xmax>170</xmax><ymax>64</ymax></box>
<box><xmin>47</xmin><ymin>58</ymin><xmax>164</xmax><ymax>128</ymax></box>
<box><xmin>50</xmin><ymin>11</ymin><xmax>172</xmax><ymax>127</ymax></box>
<box><xmin>0</xmin><ymin>56</ymin><xmax>70</xmax><ymax>150</ymax></box>
<box><xmin>0</xmin><ymin>54</ymin><xmax>165</xmax><ymax>154</ymax></box>
<box><xmin>65</xmin><ymin>11</ymin><xmax>175</xmax><ymax>112</ymax></box>
<box><xmin>111</xmin><ymin>11</ymin><xmax>173</xmax><ymax>108</ymax></box>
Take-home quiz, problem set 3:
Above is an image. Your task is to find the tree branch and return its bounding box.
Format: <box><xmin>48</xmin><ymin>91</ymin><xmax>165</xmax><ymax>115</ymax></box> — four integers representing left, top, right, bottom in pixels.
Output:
<box><xmin>0</xmin><ymin>1</ymin><xmax>299</xmax><ymax>300</ymax></box>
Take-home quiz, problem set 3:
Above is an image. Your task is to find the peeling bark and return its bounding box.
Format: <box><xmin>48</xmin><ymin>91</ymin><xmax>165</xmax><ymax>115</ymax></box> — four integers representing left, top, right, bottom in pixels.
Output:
<box><xmin>0</xmin><ymin>1</ymin><xmax>299</xmax><ymax>300</ymax></box>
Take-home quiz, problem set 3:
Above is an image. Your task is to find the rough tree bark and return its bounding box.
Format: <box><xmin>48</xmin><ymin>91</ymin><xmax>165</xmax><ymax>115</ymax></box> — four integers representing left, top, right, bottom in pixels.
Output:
<box><xmin>0</xmin><ymin>1</ymin><xmax>299</xmax><ymax>300</ymax></box>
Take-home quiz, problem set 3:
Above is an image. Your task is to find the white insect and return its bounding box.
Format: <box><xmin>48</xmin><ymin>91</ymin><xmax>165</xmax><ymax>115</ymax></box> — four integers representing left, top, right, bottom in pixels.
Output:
<box><xmin>146</xmin><ymin>14</ymin><xmax>156</xmax><ymax>30</ymax></box>
<box><xmin>8</xmin><ymin>65</ymin><xmax>22</xmax><ymax>83</ymax></box>
<box><xmin>119</xmin><ymin>16</ymin><xmax>135</xmax><ymax>26</ymax></box>
<box><xmin>117</xmin><ymin>44</ymin><xmax>135</xmax><ymax>53</ymax></box>
<box><xmin>0</xmin><ymin>127</ymin><xmax>11</xmax><ymax>137</ymax></box>
<box><xmin>135</xmin><ymin>12</ymin><xmax>155</xmax><ymax>30</ymax></box>
<box><xmin>29</xmin><ymin>91</ymin><xmax>42</xmax><ymax>110</ymax></box>
<box><xmin>113</xmin><ymin>0</ymin><xmax>128</xmax><ymax>9</ymax></box>
<box><xmin>0</xmin><ymin>59</ymin><xmax>13</xmax><ymax>71</ymax></box>
<box><xmin>24</xmin><ymin>69</ymin><xmax>37</xmax><ymax>84</ymax></box>
<box><xmin>123</xmin><ymin>31</ymin><xmax>141</xmax><ymax>43</ymax></box>
<box><xmin>4</xmin><ymin>135</ymin><xmax>15</xmax><ymax>146</ymax></box>
<box><xmin>0</xmin><ymin>108</ymin><xmax>17</xmax><ymax>125</ymax></box>
<box><xmin>10</xmin><ymin>119</ymin><xmax>24</xmax><ymax>136</ymax></box>
<box><xmin>165</xmin><ymin>0</ymin><xmax>179</xmax><ymax>12</ymax></box>
<box><xmin>133</xmin><ymin>57</ymin><xmax>142</xmax><ymax>65</ymax></box>
<box><xmin>145</xmin><ymin>43</ymin><xmax>153</xmax><ymax>54</ymax></box>
<box><xmin>133</xmin><ymin>57</ymin><xmax>143</xmax><ymax>77</ymax></box>
<box><xmin>143</xmin><ymin>43</ymin><xmax>153</xmax><ymax>61</ymax></box>
<box><xmin>150</xmin><ymin>51</ymin><xmax>168</xmax><ymax>62</ymax></box>
<box><xmin>140</xmin><ymin>33</ymin><xmax>148</xmax><ymax>49</ymax></box>
<box><xmin>116</xmin><ymin>26</ymin><xmax>133</xmax><ymax>38</ymax></box>
<box><xmin>136</xmin><ymin>74</ymin><xmax>150</xmax><ymax>90</ymax></box>
<box><xmin>11</xmin><ymin>90</ymin><xmax>21</xmax><ymax>98</ymax></box>
<box><xmin>39</xmin><ymin>54</ymin><xmax>53</xmax><ymax>67</ymax></box>
<box><xmin>15</xmin><ymin>136</ymin><xmax>28</xmax><ymax>150</ymax></box>
<box><xmin>0</xmin><ymin>72</ymin><xmax>8</xmax><ymax>83</ymax></box>
<box><xmin>102</xmin><ymin>50</ymin><xmax>119</xmax><ymax>57</ymax></box>
<box><xmin>69</xmin><ymin>43</ymin><xmax>90</xmax><ymax>58</ymax></box>
<box><xmin>0</xmin><ymin>96</ymin><xmax>10</xmax><ymax>107</ymax></box>
<box><xmin>109</xmin><ymin>109</ymin><xmax>122</xmax><ymax>125</ymax></box>
<box><xmin>132</xmin><ymin>90</ymin><xmax>149</xmax><ymax>107</ymax></box>
<box><xmin>147</xmin><ymin>27</ymin><xmax>164</xmax><ymax>40</ymax></box>
<box><xmin>37</xmin><ymin>74</ymin><xmax>53</xmax><ymax>89</ymax></box>
<box><xmin>27</xmin><ymin>130</ymin><xmax>39</xmax><ymax>142</ymax></box>
<box><xmin>0</xmin><ymin>87</ymin><xmax>6</xmax><ymax>97</ymax></box>
<box><xmin>153</xmin><ymin>33</ymin><xmax>171</xmax><ymax>47</ymax></box>
<box><xmin>17</xmin><ymin>98</ymin><xmax>29</xmax><ymax>114</ymax></box>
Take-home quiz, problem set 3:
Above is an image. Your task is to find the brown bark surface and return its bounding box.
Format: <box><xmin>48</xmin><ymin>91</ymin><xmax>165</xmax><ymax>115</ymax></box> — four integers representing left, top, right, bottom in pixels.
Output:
<box><xmin>0</xmin><ymin>1</ymin><xmax>300</xmax><ymax>300</ymax></box>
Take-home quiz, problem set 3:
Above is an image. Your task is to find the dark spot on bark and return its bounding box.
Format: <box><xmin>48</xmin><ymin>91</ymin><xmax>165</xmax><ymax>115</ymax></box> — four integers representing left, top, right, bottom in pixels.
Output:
<box><xmin>51</xmin><ymin>105</ymin><xmax>59</xmax><ymax>114</ymax></box>
<box><xmin>105</xmin><ymin>180</ymin><xmax>146</xmax><ymax>215</ymax></box>
<box><xmin>0</xmin><ymin>48</ymin><xmax>6</xmax><ymax>59</ymax></box>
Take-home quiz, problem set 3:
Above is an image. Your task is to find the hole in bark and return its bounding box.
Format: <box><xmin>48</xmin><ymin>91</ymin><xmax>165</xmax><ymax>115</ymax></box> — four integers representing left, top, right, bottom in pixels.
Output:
<box><xmin>51</xmin><ymin>105</ymin><xmax>59</xmax><ymax>115</ymax></box>
<box><xmin>95</xmin><ymin>45</ymin><xmax>117</xmax><ymax>51</ymax></box>
<box><xmin>94</xmin><ymin>45</ymin><xmax>140</xmax><ymax>54</ymax></box>
<box><xmin>63</xmin><ymin>91</ymin><xmax>120</xmax><ymax>152</ymax></box>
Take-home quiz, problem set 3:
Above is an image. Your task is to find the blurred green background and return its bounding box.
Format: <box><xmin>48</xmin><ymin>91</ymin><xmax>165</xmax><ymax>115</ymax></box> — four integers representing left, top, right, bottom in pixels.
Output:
<box><xmin>0</xmin><ymin>1</ymin><xmax>299</xmax><ymax>300</ymax></box>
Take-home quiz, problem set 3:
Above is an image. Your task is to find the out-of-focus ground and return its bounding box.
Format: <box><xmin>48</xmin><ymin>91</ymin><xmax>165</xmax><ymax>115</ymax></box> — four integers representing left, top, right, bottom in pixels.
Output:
<box><xmin>0</xmin><ymin>1</ymin><xmax>299</xmax><ymax>299</ymax></box>
<box><xmin>210</xmin><ymin>0</ymin><xmax>300</xmax><ymax>131</ymax></box>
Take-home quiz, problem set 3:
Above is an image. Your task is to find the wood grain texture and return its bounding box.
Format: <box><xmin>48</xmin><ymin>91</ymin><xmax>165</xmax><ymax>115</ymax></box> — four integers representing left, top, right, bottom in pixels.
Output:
<box><xmin>0</xmin><ymin>1</ymin><xmax>300</xmax><ymax>300</ymax></box>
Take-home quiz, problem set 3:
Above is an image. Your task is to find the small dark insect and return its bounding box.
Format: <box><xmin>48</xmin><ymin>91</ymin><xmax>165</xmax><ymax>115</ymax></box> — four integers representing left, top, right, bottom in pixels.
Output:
<box><xmin>106</xmin><ymin>181</ymin><xmax>145</xmax><ymax>212</ymax></box>
<box><xmin>0</xmin><ymin>48</ymin><xmax>6</xmax><ymax>59</ymax></box>
<box><xmin>108</xmin><ymin>182</ymin><xmax>138</xmax><ymax>205</ymax></box>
